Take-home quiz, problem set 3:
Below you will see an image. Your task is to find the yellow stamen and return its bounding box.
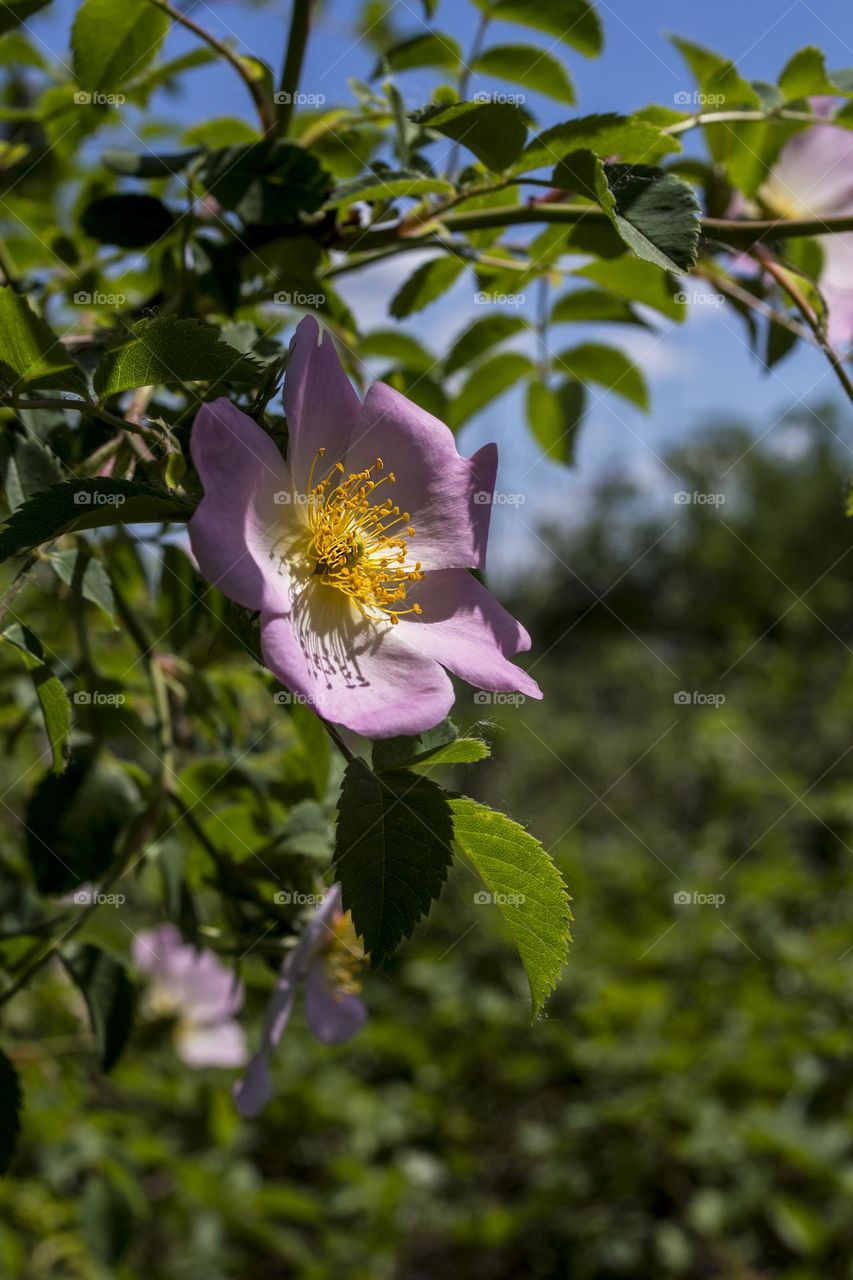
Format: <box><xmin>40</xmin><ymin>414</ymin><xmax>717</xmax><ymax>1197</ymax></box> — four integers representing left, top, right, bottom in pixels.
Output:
<box><xmin>324</xmin><ymin>911</ymin><xmax>366</xmax><ymax>996</ymax></box>
<box><xmin>302</xmin><ymin>449</ymin><xmax>424</xmax><ymax>622</ymax></box>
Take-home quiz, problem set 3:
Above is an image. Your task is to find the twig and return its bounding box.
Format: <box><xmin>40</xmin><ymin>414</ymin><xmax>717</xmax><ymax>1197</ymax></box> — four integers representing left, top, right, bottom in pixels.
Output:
<box><xmin>752</xmin><ymin>245</ymin><xmax>853</xmax><ymax>408</ymax></box>
<box><xmin>149</xmin><ymin>0</ymin><xmax>275</xmax><ymax>135</ymax></box>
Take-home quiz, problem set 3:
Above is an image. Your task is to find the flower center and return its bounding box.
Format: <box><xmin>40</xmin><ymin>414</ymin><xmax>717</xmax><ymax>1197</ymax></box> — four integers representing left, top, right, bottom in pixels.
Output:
<box><xmin>324</xmin><ymin>911</ymin><xmax>366</xmax><ymax>996</ymax></box>
<box><xmin>304</xmin><ymin>449</ymin><xmax>424</xmax><ymax>624</ymax></box>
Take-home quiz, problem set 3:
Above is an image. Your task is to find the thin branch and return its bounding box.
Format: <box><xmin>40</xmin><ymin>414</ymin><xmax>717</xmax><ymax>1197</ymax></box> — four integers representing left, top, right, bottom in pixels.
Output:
<box><xmin>149</xmin><ymin>0</ymin><xmax>275</xmax><ymax>135</ymax></box>
<box><xmin>752</xmin><ymin>245</ymin><xmax>853</xmax><ymax>408</ymax></box>
<box><xmin>333</xmin><ymin>204</ymin><xmax>853</xmax><ymax>255</ymax></box>
<box><xmin>664</xmin><ymin>108</ymin><xmax>829</xmax><ymax>136</ymax></box>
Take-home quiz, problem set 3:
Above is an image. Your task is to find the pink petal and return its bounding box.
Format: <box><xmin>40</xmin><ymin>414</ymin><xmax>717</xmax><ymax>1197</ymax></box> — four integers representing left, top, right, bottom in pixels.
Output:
<box><xmin>395</xmin><ymin>570</ymin><xmax>542</xmax><ymax>698</ymax></box>
<box><xmin>132</xmin><ymin>924</ymin><xmax>182</xmax><ymax>976</ymax></box>
<box><xmin>765</xmin><ymin>123</ymin><xmax>853</xmax><ymax>218</ymax></box>
<box><xmin>233</xmin><ymin>887</ymin><xmax>343</xmax><ymax>1118</ymax></box>
<box><xmin>177</xmin><ymin>1018</ymin><xmax>247</xmax><ymax>1068</ymax></box>
<box><xmin>189</xmin><ymin>399</ymin><xmax>296</xmax><ymax>614</ymax></box>
<box><xmin>345</xmin><ymin>382</ymin><xmax>497</xmax><ymax>571</ymax></box>
<box><xmin>819</xmin><ymin>233</ymin><xmax>853</xmax><ymax>349</ymax></box>
<box><xmin>283</xmin><ymin>316</ymin><xmax>362</xmax><ymax>492</ymax></box>
<box><xmin>260</xmin><ymin>594</ymin><xmax>454</xmax><ymax>738</ymax></box>
<box><xmin>304</xmin><ymin>959</ymin><xmax>367</xmax><ymax>1045</ymax></box>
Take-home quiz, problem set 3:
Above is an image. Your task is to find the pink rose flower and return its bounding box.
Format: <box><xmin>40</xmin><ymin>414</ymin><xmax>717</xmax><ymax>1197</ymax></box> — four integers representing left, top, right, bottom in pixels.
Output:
<box><xmin>234</xmin><ymin>885</ymin><xmax>367</xmax><ymax>1118</ymax></box>
<box><xmin>760</xmin><ymin>99</ymin><xmax>853</xmax><ymax>348</ymax></box>
<box><xmin>133</xmin><ymin>925</ymin><xmax>247</xmax><ymax>1068</ymax></box>
<box><xmin>188</xmin><ymin>316</ymin><xmax>541</xmax><ymax>738</ymax></box>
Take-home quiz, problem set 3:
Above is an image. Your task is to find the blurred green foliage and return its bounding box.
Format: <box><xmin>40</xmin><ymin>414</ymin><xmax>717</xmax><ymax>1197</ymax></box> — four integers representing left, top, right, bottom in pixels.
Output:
<box><xmin>4</xmin><ymin>408</ymin><xmax>853</xmax><ymax>1278</ymax></box>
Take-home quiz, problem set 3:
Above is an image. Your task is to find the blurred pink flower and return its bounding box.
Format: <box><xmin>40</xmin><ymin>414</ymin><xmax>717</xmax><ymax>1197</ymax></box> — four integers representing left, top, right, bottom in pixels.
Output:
<box><xmin>234</xmin><ymin>885</ymin><xmax>366</xmax><ymax>1118</ymax></box>
<box><xmin>188</xmin><ymin>315</ymin><xmax>541</xmax><ymax>738</ymax></box>
<box><xmin>133</xmin><ymin>925</ymin><xmax>247</xmax><ymax>1068</ymax></box>
<box><xmin>760</xmin><ymin>100</ymin><xmax>853</xmax><ymax>348</ymax></box>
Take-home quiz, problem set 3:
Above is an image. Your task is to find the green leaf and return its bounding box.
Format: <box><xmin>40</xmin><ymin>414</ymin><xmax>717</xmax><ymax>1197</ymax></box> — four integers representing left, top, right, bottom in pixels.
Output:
<box><xmin>358</xmin><ymin>330</ymin><xmax>435</xmax><ymax>373</ymax></box>
<box><xmin>379</xmin><ymin>32</ymin><xmax>462</xmax><ymax>74</ymax></box>
<box><xmin>550</xmin><ymin>288</ymin><xmax>648</xmax><ymax>326</ymax></box>
<box><xmin>778</xmin><ymin>46</ymin><xmax>835</xmax><ymax>100</ymax></box>
<box><xmin>450</xmin><ymin>796</ymin><xmax>571</xmax><ymax>1014</ymax></box>
<box><xmin>94</xmin><ymin>317</ymin><xmax>260</xmax><ymax>399</ymax></box>
<box><xmin>473</xmin><ymin>0</ymin><xmax>601</xmax><ymax>56</ymax></box>
<box><xmin>556</xmin><ymin>342</ymin><xmax>648</xmax><ymax>409</ymax></box>
<box><xmin>81</xmin><ymin>193</ymin><xmax>175</xmax><ymax>249</ymax></box>
<box><xmin>0</xmin><ymin>478</ymin><xmax>192</xmax><ymax>565</ymax></box>
<box><xmin>1</xmin><ymin>432</ymin><xmax>64</xmax><ymax>508</ymax></box>
<box><xmin>412</xmin><ymin>100</ymin><xmax>528</xmax><ymax>171</ymax></box>
<box><xmin>324</xmin><ymin>171</ymin><xmax>454</xmax><ymax>210</ymax></box>
<box><xmin>372</xmin><ymin>717</ymin><xmax>459</xmax><ymax>772</ymax></box>
<box><xmin>25</xmin><ymin>750</ymin><xmax>141</xmax><ymax>895</ymax></box>
<box><xmin>766</xmin><ymin>315</ymin><xmax>798</xmax><ymax>369</ymax></box>
<box><xmin>576</xmin><ymin>254</ymin><xmax>686</xmax><ymax>320</ymax></box>
<box><xmin>449</xmin><ymin>352</ymin><xmax>534</xmax><ymax>428</ymax></box>
<box><xmin>521</xmin><ymin>112</ymin><xmax>678</xmax><ymax>173</ymax></box>
<box><xmin>603</xmin><ymin>164</ymin><xmax>701</xmax><ymax>273</ymax></box>
<box><xmin>0</xmin><ymin>0</ymin><xmax>51</xmax><ymax>36</ymax></box>
<box><xmin>0</xmin><ymin>286</ymin><xmax>86</xmax><ymax>394</ymax></box>
<box><xmin>60</xmin><ymin>944</ymin><xmax>134</xmax><ymax>1072</ymax></box>
<box><xmin>0</xmin><ymin>1048</ymin><xmax>22</xmax><ymax>1175</ymax></box>
<box><xmin>102</xmin><ymin>146</ymin><xmax>201</xmax><ymax>179</ymax></box>
<box><xmin>80</xmin><ymin>1175</ymin><xmax>133</xmax><ymax>1265</ymax></box>
<box><xmin>72</xmin><ymin>0</ymin><xmax>169</xmax><ymax>92</ymax></box>
<box><xmin>526</xmin><ymin>379</ymin><xmax>585</xmax><ymax>464</ymax></box>
<box><xmin>413</xmin><ymin>738</ymin><xmax>491</xmax><ymax>769</ymax></box>
<box><xmin>1</xmin><ymin>623</ymin><xmax>70</xmax><ymax>773</ymax></box>
<box><xmin>472</xmin><ymin>44</ymin><xmax>575</xmax><ymax>104</ymax></box>
<box><xmin>198</xmin><ymin>140</ymin><xmax>330</xmax><ymax>225</ymax></box>
<box><xmin>444</xmin><ymin>313</ymin><xmax>527</xmax><ymax>375</ymax></box>
<box><xmin>333</xmin><ymin>758</ymin><xmax>454</xmax><ymax>964</ymax></box>
<box><xmin>48</xmin><ymin>549</ymin><xmax>115</xmax><ymax>622</ymax></box>
<box><xmin>390</xmin><ymin>257</ymin><xmax>465</xmax><ymax>318</ymax></box>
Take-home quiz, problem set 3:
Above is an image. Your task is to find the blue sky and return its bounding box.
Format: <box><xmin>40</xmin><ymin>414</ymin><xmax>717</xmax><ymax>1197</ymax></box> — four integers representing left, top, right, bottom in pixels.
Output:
<box><xmin>25</xmin><ymin>0</ymin><xmax>853</xmax><ymax>574</ymax></box>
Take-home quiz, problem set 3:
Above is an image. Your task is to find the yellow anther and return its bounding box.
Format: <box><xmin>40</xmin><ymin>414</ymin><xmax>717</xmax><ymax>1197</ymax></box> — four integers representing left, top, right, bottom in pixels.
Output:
<box><xmin>301</xmin><ymin>451</ymin><xmax>424</xmax><ymax>623</ymax></box>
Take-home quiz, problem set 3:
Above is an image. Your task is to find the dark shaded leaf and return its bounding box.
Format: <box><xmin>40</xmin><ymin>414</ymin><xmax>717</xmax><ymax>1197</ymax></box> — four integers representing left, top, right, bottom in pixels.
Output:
<box><xmin>81</xmin><ymin>193</ymin><xmax>175</xmax><ymax>249</ymax></box>
<box><xmin>333</xmin><ymin>758</ymin><xmax>454</xmax><ymax>963</ymax></box>
<box><xmin>0</xmin><ymin>478</ymin><xmax>192</xmax><ymax>565</ymax></box>
<box><xmin>60</xmin><ymin>944</ymin><xmax>134</xmax><ymax>1071</ymax></box>
<box><xmin>25</xmin><ymin>751</ymin><xmax>141</xmax><ymax>895</ymax></box>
